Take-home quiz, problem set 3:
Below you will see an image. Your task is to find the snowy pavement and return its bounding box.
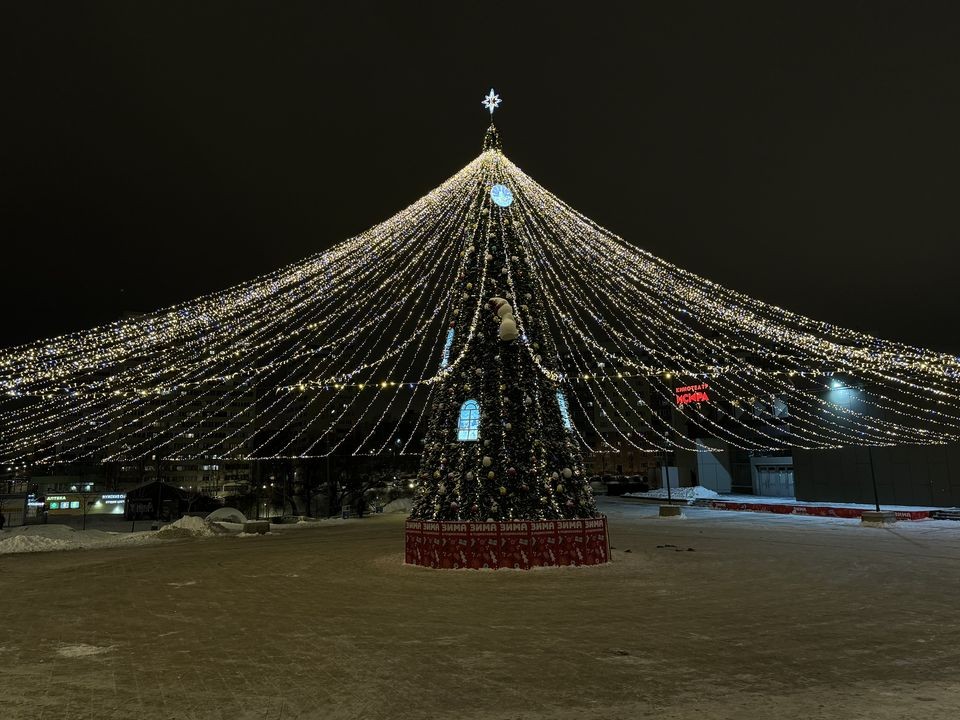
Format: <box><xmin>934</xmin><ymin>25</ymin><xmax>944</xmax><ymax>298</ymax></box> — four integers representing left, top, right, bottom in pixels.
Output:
<box><xmin>0</xmin><ymin>515</ymin><xmax>354</xmax><ymax>554</ymax></box>
<box><xmin>621</xmin><ymin>486</ymin><xmax>952</xmax><ymax>513</ymax></box>
<box><xmin>1</xmin><ymin>498</ymin><xmax>959</xmax><ymax>719</ymax></box>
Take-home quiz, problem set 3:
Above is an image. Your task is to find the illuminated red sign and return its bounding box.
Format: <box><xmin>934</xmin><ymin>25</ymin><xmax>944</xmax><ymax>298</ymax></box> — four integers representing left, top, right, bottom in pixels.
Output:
<box><xmin>676</xmin><ymin>383</ymin><xmax>710</xmax><ymax>405</ymax></box>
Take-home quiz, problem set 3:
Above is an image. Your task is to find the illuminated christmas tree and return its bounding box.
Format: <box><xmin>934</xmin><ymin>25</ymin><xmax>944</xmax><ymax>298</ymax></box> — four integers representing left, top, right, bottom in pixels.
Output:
<box><xmin>408</xmin><ymin>118</ymin><xmax>597</xmax><ymax>522</ymax></box>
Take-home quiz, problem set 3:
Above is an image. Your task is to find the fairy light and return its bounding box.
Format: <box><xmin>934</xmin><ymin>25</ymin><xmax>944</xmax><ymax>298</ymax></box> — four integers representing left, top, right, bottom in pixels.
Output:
<box><xmin>2</xmin><ymin>119</ymin><xmax>959</xmax><ymax>467</ymax></box>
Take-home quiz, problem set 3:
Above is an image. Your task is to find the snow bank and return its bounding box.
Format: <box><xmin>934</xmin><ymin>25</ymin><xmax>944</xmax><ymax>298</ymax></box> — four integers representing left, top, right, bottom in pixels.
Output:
<box><xmin>384</xmin><ymin>497</ymin><xmax>412</xmax><ymax>513</ymax></box>
<box><xmin>0</xmin><ymin>535</ymin><xmax>75</xmax><ymax>554</ymax></box>
<box><xmin>623</xmin><ymin>486</ymin><xmax>720</xmax><ymax>503</ymax></box>
<box><xmin>0</xmin><ymin>525</ymin><xmax>165</xmax><ymax>555</ymax></box>
<box><xmin>0</xmin><ymin>509</ymin><xmax>350</xmax><ymax>556</ymax></box>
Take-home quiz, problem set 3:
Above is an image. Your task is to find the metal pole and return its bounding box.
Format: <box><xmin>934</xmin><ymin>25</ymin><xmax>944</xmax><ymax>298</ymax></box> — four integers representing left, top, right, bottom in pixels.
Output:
<box><xmin>868</xmin><ymin>447</ymin><xmax>880</xmax><ymax>512</ymax></box>
<box><xmin>664</xmin><ymin>449</ymin><xmax>673</xmax><ymax>504</ymax></box>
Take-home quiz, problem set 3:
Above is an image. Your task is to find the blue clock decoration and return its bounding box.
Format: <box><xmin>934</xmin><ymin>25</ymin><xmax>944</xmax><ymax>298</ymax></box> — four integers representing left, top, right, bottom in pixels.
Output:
<box><xmin>491</xmin><ymin>184</ymin><xmax>514</xmax><ymax>208</ymax></box>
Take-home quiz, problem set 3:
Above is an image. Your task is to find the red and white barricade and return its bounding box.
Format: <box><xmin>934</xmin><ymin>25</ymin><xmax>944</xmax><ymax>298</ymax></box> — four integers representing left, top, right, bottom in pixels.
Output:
<box><xmin>404</xmin><ymin>516</ymin><xmax>609</xmax><ymax>570</ymax></box>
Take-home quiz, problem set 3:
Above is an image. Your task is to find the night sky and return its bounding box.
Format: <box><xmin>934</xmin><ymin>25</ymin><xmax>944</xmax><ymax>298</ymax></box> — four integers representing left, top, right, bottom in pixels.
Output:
<box><xmin>4</xmin><ymin>3</ymin><xmax>960</xmax><ymax>353</ymax></box>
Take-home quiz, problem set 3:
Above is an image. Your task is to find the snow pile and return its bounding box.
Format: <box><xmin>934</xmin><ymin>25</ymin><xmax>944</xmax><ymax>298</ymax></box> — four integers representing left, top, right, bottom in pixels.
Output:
<box><xmin>155</xmin><ymin>515</ymin><xmax>226</xmax><ymax>538</ymax></box>
<box><xmin>623</xmin><ymin>486</ymin><xmax>720</xmax><ymax>503</ymax></box>
<box><xmin>11</xmin><ymin>525</ymin><xmax>82</xmax><ymax>542</ymax></box>
<box><xmin>0</xmin><ymin>525</ymin><xmax>168</xmax><ymax>554</ymax></box>
<box><xmin>0</xmin><ymin>534</ymin><xmax>74</xmax><ymax>554</ymax></box>
<box><xmin>384</xmin><ymin>497</ymin><xmax>412</xmax><ymax>513</ymax></box>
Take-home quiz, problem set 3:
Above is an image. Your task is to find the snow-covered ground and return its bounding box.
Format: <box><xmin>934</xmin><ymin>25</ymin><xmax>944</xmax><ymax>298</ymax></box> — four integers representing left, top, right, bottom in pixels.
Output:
<box><xmin>620</xmin><ymin>487</ymin><xmax>954</xmax><ymax>512</ymax></box>
<box><xmin>5</xmin><ymin>492</ymin><xmax>958</xmax><ymax>558</ymax></box>
<box><xmin>0</xmin><ymin>524</ymin><xmax>165</xmax><ymax>554</ymax></box>
<box><xmin>3</xmin><ymin>499</ymin><xmax>960</xmax><ymax>720</ymax></box>
<box><xmin>0</xmin><ymin>514</ymin><xmax>354</xmax><ymax>554</ymax></box>
<box><xmin>383</xmin><ymin>496</ymin><xmax>412</xmax><ymax>513</ymax></box>
<box><xmin>696</xmin><ymin>493</ymin><xmax>948</xmax><ymax>511</ymax></box>
<box><xmin>601</xmin><ymin>495</ymin><xmax>960</xmax><ymax>531</ymax></box>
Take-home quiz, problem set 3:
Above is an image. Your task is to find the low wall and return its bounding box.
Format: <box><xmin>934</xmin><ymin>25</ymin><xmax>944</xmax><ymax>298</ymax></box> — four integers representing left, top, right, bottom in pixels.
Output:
<box><xmin>404</xmin><ymin>517</ymin><xmax>609</xmax><ymax>570</ymax></box>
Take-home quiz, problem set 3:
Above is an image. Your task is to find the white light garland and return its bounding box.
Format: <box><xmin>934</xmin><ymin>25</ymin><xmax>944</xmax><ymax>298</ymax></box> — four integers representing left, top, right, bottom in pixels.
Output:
<box><xmin>2</xmin><ymin>130</ymin><xmax>958</xmax><ymax>464</ymax></box>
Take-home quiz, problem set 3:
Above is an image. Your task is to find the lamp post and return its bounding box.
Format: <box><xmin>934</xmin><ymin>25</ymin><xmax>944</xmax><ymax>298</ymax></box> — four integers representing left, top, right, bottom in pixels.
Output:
<box><xmin>861</xmin><ymin>445</ymin><xmax>895</xmax><ymax>525</ymax></box>
<box><xmin>663</xmin><ymin>448</ymin><xmax>673</xmax><ymax>504</ymax></box>
<box><xmin>868</xmin><ymin>446</ymin><xmax>880</xmax><ymax>513</ymax></box>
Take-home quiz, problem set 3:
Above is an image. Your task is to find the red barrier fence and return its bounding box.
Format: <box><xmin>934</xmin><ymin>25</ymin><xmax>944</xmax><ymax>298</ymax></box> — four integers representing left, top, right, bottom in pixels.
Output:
<box><xmin>404</xmin><ymin>517</ymin><xmax>610</xmax><ymax>570</ymax></box>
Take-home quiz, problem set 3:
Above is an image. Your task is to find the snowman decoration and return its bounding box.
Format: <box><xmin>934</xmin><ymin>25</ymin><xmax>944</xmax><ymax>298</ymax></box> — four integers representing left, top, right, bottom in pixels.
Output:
<box><xmin>488</xmin><ymin>296</ymin><xmax>519</xmax><ymax>342</ymax></box>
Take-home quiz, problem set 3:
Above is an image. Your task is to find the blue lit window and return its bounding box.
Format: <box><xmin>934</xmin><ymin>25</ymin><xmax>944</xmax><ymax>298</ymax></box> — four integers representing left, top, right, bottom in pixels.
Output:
<box><xmin>457</xmin><ymin>399</ymin><xmax>480</xmax><ymax>442</ymax></box>
<box><xmin>556</xmin><ymin>390</ymin><xmax>573</xmax><ymax>431</ymax></box>
<box><xmin>440</xmin><ymin>328</ymin><xmax>454</xmax><ymax>369</ymax></box>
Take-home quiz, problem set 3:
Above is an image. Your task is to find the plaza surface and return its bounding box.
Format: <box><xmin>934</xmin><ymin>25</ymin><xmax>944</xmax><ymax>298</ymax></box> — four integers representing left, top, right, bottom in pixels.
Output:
<box><xmin>2</xmin><ymin>498</ymin><xmax>959</xmax><ymax>720</ymax></box>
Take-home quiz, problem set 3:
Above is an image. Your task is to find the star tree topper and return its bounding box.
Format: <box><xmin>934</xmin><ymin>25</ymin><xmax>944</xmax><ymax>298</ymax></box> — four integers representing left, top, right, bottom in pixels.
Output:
<box><xmin>482</xmin><ymin>88</ymin><xmax>502</xmax><ymax>115</ymax></box>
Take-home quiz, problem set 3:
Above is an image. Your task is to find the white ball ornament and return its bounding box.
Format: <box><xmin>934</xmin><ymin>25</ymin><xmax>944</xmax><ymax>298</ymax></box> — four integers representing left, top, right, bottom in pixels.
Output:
<box><xmin>482</xmin><ymin>456</ymin><xmax>492</xmax><ymax>467</ymax></box>
<box><xmin>562</xmin><ymin>468</ymin><xmax>573</xmax><ymax>479</ymax></box>
<box><xmin>551</xmin><ymin>472</ymin><xmax>559</xmax><ymax>481</ymax></box>
<box><xmin>466</xmin><ymin>472</ymin><xmax>474</xmax><ymax>481</ymax></box>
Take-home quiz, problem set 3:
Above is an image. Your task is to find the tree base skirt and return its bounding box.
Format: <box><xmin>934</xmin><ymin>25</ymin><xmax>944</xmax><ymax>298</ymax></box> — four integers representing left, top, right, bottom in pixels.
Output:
<box><xmin>404</xmin><ymin>517</ymin><xmax>609</xmax><ymax>570</ymax></box>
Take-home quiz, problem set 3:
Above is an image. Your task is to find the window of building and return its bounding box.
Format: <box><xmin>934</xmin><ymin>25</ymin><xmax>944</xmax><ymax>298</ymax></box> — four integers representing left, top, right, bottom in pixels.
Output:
<box><xmin>457</xmin><ymin>399</ymin><xmax>480</xmax><ymax>442</ymax></box>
